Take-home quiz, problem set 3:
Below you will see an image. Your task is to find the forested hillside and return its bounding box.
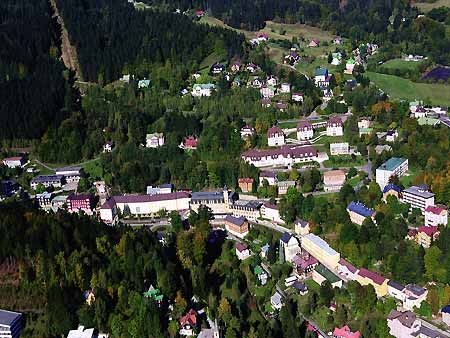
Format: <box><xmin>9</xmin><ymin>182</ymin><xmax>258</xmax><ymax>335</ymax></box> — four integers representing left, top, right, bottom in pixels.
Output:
<box><xmin>0</xmin><ymin>0</ymin><xmax>77</xmax><ymax>141</ymax></box>
<box><xmin>55</xmin><ymin>0</ymin><xmax>245</xmax><ymax>82</ymax></box>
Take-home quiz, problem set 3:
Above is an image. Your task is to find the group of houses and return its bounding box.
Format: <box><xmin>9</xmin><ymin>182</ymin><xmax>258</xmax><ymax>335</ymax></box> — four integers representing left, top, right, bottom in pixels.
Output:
<box><xmin>144</xmin><ymin>133</ymin><xmax>198</xmax><ymax>150</ymax></box>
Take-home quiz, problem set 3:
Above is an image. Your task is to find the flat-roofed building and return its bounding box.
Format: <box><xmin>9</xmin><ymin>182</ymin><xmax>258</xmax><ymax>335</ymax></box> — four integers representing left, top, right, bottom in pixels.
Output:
<box><xmin>402</xmin><ymin>185</ymin><xmax>435</xmax><ymax>213</ymax></box>
<box><xmin>30</xmin><ymin>175</ymin><xmax>65</xmax><ymax>190</ymax></box>
<box><xmin>376</xmin><ymin>157</ymin><xmax>408</xmax><ymax>189</ymax></box>
<box><xmin>330</xmin><ymin>142</ymin><xmax>349</xmax><ymax>155</ymax></box>
<box><xmin>0</xmin><ymin>309</ymin><xmax>22</xmax><ymax>338</ymax></box>
<box><xmin>301</xmin><ymin>233</ymin><xmax>340</xmax><ymax>270</ymax></box>
<box><xmin>323</xmin><ymin>170</ymin><xmax>346</xmax><ymax>192</ymax></box>
<box><xmin>313</xmin><ymin>264</ymin><xmax>343</xmax><ymax>288</ymax></box>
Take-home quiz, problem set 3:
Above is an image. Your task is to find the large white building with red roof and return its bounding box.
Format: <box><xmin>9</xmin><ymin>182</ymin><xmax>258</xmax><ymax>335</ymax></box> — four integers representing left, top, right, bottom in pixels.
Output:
<box><xmin>2</xmin><ymin>156</ymin><xmax>26</xmax><ymax>169</ymax></box>
<box><xmin>424</xmin><ymin>205</ymin><xmax>448</xmax><ymax>227</ymax></box>
<box><xmin>267</xmin><ymin>126</ymin><xmax>285</xmax><ymax>146</ymax></box>
<box><xmin>241</xmin><ymin>144</ymin><xmax>318</xmax><ymax>168</ymax></box>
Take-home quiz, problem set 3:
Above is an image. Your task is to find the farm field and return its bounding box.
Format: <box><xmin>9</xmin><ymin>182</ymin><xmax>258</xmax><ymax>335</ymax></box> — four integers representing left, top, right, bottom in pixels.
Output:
<box><xmin>366</xmin><ymin>71</ymin><xmax>450</xmax><ymax>106</ymax></box>
<box><xmin>415</xmin><ymin>0</ymin><xmax>450</xmax><ymax>12</ymax></box>
<box><xmin>379</xmin><ymin>58</ymin><xmax>424</xmax><ymax>72</ymax></box>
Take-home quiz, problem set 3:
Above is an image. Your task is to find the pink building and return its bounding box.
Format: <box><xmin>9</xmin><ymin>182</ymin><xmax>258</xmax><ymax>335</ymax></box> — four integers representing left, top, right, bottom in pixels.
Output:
<box><xmin>333</xmin><ymin>325</ymin><xmax>361</xmax><ymax>338</ymax></box>
<box><xmin>425</xmin><ymin>205</ymin><xmax>448</xmax><ymax>227</ymax></box>
<box><xmin>66</xmin><ymin>193</ymin><xmax>94</xmax><ymax>215</ymax></box>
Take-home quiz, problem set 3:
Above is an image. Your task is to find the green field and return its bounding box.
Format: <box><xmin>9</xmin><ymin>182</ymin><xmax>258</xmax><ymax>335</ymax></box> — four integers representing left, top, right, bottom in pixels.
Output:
<box><xmin>380</xmin><ymin>58</ymin><xmax>423</xmax><ymax>72</ymax></box>
<box><xmin>83</xmin><ymin>158</ymin><xmax>103</xmax><ymax>179</ymax></box>
<box><xmin>415</xmin><ymin>0</ymin><xmax>450</xmax><ymax>12</ymax></box>
<box><xmin>366</xmin><ymin>71</ymin><xmax>450</xmax><ymax>106</ymax></box>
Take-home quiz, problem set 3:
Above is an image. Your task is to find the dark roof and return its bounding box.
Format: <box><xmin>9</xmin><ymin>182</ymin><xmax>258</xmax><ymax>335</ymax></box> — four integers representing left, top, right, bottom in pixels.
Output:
<box><xmin>383</xmin><ymin>184</ymin><xmax>402</xmax><ymax>194</ymax></box>
<box><xmin>0</xmin><ymin>309</ymin><xmax>21</xmax><ymax>326</ymax></box>
<box><xmin>405</xmin><ymin>284</ymin><xmax>427</xmax><ymax>296</ymax></box>
<box><xmin>260</xmin><ymin>171</ymin><xmax>276</xmax><ymax>178</ymax></box>
<box><xmin>327</xmin><ymin>116</ymin><xmax>342</xmax><ymax>126</ymax></box>
<box><xmin>295</xmin><ymin>219</ymin><xmax>309</xmax><ymax>227</ymax></box>
<box><xmin>267</xmin><ymin>126</ymin><xmax>283</xmax><ymax>137</ymax></box>
<box><xmin>31</xmin><ymin>175</ymin><xmax>64</xmax><ymax>183</ymax></box>
<box><xmin>263</xmin><ymin>202</ymin><xmax>278</xmax><ymax>210</ymax></box>
<box><xmin>388</xmin><ymin>280</ymin><xmax>405</xmax><ymax>291</ymax></box>
<box><xmin>297</xmin><ymin>120</ymin><xmax>313</xmax><ymax>130</ymax></box>
<box><xmin>358</xmin><ymin>268</ymin><xmax>385</xmax><ymax>285</ymax></box>
<box><xmin>242</xmin><ymin>144</ymin><xmax>317</xmax><ymax>160</ymax></box>
<box><xmin>280</xmin><ymin>232</ymin><xmax>292</xmax><ymax>244</ymax></box>
<box><xmin>292</xmin><ymin>281</ymin><xmax>308</xmax><ymax>292</ymax></box>
<box><xmin>339</xmin><ymin>258</ymin><xmax>358</xmax><ymax>274</ymax></box>
<box><xmin>236</xmin><ymin>242</ymin><xmax>248</xmax><ymax>252</ymax></box>
<box><xmin>191</xmin><ymin>191</ymin><xmax>223</xmax><ymax>201</ymax></box>
<box><xmin>111</xmin><ymin>192</ymin><xmax>190</xmax><ymax>204</ymax></box>
<box><xmin>347</xmin><ymin>201</ymin><xmax>375</xmax><ymax>218</ymax></box>
<box><xmin>224</xmin><ymin>215</ymin><xmax>246</xmax><ymax>227</ymax></box>
<box><xmin>441</xmin><ymin>305</ymin><xmax>450</xmax><ymax>314</ymax></box>
<box><xmin>67</xmin><ymin>193</ymin><xmax>93</xmax><ymax>201</ymax></box>
<box><xmin>387</xmin><ymin>310</ymin><xmax>417</xmax><ymax>328</ymax></box>
<box><xmin>159</xmin><ymin>183</ymin><xmax>174</xmax><ymax>189</ymax></box>
<box><xmin>101</xmin><ymin>198</ymin><xmax>116</xmax><ymax>209</ymax></box>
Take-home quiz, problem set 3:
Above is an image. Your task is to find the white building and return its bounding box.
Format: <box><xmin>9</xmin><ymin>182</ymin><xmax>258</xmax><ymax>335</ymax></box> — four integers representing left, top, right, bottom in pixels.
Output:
<box><xmin>402</xmin><ymin>185</ymin><xmax>435</xmax><ymax>213</ymax></box>
<box><xmin>314</xmin><ymin>68</ymin><xmax>330</xmax><ymax>87</ymax></box>
<box><xmin>280</xmin><ymin>83</ymin><xmax>291</xmax><ymax>94</ymax></box>
<box><xmin>376</xmin><ymin>157</ymin><xmax>409</xmax><ymax>189</ymax></box>
<box><xmin>240</xmin><ymin>125</ymin><xmax>256</xmax><ymax>139</ymax></box>
<box><xmin>67</xmin><ymin>326</ymin><xmax>109</xmax><ymax>338</ymax></box>
<box><xmin>192</xmin><ymin>83</ymin><xmax>215</xmax><ymax>97</ymax></box>
<box><xmin>296</xmin><ymin>121</ymin><xmax>314</xmax><ymax>140</ymax></box>
<box><xmin>386</xmin><ymin>130</ymin><xmax>399</xmax><ymax>143</ymax></box>
<box><xmin>267</xmin><ymin>126</ymin><xmax>285</xmax><ymax>147</ymax></box>
<box><xmin>146</xmin><ymin>184</ymin><xmax>174</xmax><ymax>195</ymax></box>
<box><xmin>294</xmin><ymin>219</ymin><xmax>310</xmax><ymax>236</ymax></box>
<box><xmin>330</xmin><ymin>142</ymin><xmax>349</xmax><ymax>155</ymax></box>
<box><xmin>425</xmin><ymin>205</ymin><xmax>448</xmax><ymax>226</ymax></box>
<box><xmin>280</xmin><ymin>232</ymin><xmax>301</xmax><ymax>263</ymax></box>
<box><xmin>337</xmin><ymin>259</ymin><xmax>358</xmax><ymax>281</ymax></box>
<box><xmin>271</xmin><ymin>291</ymin><xmax>284</xmax><ymax>311</ymax></box>
<box><xmin>266</xmin><ymin>76</ymin><xmax>278</xmax><ymax>86</ymax></box>
<box><xmin>259</xmin><ymin>171</ymin><xmax>277</xmax><ymax>186</ymax></box>
<box><xmin>260</xmin><ymin>86</ymin><xmax>275</xmax><ymax>98</ymax></box>
<box><xmin>56</xmin><ymin>166</ymin><xmax>82</xmax><ymax>183</ymax></box>
<box><xmin>0</xmin><ymin>309</ymin><xmax>22</xmax><ymax>338</ymax></box>
<box><xmin>241</xmin><ymin>144</ymin><xmax>318</xmax><ymax>168</ymax></box>
<box><xmin>146</xmin><ymin>133</ymin><xmax>165</xmax><ymax>148</ymax></box>
<box><xmin>261</xmin><ymin>203</ymin><xmax>284</xmax><ymax>224</ymax></box>
<box><xmin>236</xmin><ymin>243</ymin><xmax>251</xmax><ymax>260</ymax></box>
<box><xmin>358</xmin><ymin>118</ymin><xmax>371</xmax><ymax>129</ymax></box>
<box><xmin>292</xmin><ymin>93</ymin><xmax>304</xmax><ymax>102</ymax></box>
<box><xmin>326</xmin><ymin>117</ymin><xmax>343</xmax><ymax>136</ymax></box>
<box><xmin>2</xmin><ymin>157</ymin><xmax>25</xmax><ymax>169</ymax></box>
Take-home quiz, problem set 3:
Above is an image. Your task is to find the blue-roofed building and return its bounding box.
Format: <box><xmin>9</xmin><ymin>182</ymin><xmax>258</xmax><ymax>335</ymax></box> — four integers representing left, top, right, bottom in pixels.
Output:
<box><xmin>0</xmin><ymin>309</ymin><xmax>22</xmax><ymax>338</ymax></box>
<box><xmin>442</xmin><ymin>305</ymin><xmax>450</xmax><ymax>326</ymax></box>
<box><xmin>347</xmin><ymin>201</ymin><xmax>376</xmax><ymax>225</ymax></box>
<box><xmin>279</xmin><ymin>232</ymin><xmax>300</xmax><ymax>263</ymax></box>
<box><xmin>376</xmin><ymin>157</ymin><xmax>408</xmax><ymax>189</ymax></box>
<box><xmin>382</xmin><ymin>184</ymin><xmax>402</xmax><ymax>201</ymax></box>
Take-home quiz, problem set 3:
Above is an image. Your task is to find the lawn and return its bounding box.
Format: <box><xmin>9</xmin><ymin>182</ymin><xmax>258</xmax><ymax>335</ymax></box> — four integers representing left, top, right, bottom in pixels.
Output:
<box><xmin>415</xmin><ymin>0</ymin><xmax>450</xmax><ymax>12</ymax></box>
<box><xmin>199</xmin><ymin>51</ymin><xmax>224</xmax><ymax>72</ymax></box>
<box><xmin>323</xmin><ymin>155</ymin><xmax>366</xmax><ymax>168</ymax></box>
<box><xmin>400</xmin><ymin>167</ymin><xmax>420</xmax><ymax>187</ymax></box>
<box><xmin>366</xmin><ymin>71</ymin><xmax>450</xmax><ymax>106</ymax></box>
<box><xmin>379</xmin><ymin>58</ymin><xmax>424</xmax><ymax>72</ymax></box>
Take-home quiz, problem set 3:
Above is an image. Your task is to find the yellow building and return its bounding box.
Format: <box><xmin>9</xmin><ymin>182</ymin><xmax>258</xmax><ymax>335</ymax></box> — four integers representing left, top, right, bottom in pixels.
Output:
<box><xmin>356</xmin><ymin>268</ymin><xmax>389</xmax><ymax>297</ymax></box>
<box><xmin>301</xmin><ymin>233</ymin><xmax>340</xmax><ymax>270</ymax></box>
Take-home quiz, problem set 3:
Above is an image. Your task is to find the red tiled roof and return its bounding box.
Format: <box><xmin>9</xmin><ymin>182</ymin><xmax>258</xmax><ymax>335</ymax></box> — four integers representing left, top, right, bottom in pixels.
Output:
<box><xmin>425</xmin><ymin>205</ymin><xmax>447</xmax><ymax>215</ymax></box>
<box><xmin>333</xmin><ymin>325</ymin><xmax>361</xmax><ymax>338</ymax></box>
<box><xmin>67</xmin><ymin>193</ymin><xmax>93</xmax><ymax>201</ymax></box>
<box><xmin>3</xmin><ymin>156</ymin><xmax>24</xmax><ymax>161</ymax></box>
<box><xmin>339</xmin><ymin>259</ymin><xmax>358</xmax><ymax>274</ymax></box>
<box><xmin>358</xmin><ymin>268</ymin><xmax>386</xmax><ymax>285</ymax></box>
<box><xmin>418</xmin><ymin>225</ymin><xmax>439</xmax><ymax>237</ymax></box>
<box><xmin>180</xmin><ymin>309</ymin><xmax>197</xmax><ymax>326</ymax></box>
<box><xmin>184</xmin><ymin>136</ymin><xmax>198</xmax><ymax>148</ymax></box>
<box><xmin>236</xmin><ymin>242</ymin><xmax>248</xmax><ymax>252</ymax></box>
<box><xmin>267</xmin><ymin>126</ymin><xmax>283</xmax><ymax>137</ymax></box>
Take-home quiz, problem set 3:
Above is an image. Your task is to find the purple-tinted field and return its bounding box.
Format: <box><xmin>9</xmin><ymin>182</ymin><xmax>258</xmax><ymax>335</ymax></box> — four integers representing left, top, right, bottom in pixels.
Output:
<box><xmin>422</xmin><ymin>66</ymin><xmax>450</xmax><ymax>82</ymax></box>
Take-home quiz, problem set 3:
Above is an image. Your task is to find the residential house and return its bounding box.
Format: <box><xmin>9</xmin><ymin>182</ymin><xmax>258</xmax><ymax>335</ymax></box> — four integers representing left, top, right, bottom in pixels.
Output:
<box><xmin>56</xmin><ymin>166</ymin><xmax>82</xmax><ymax>183</ymax></box>
<box><xmin>240</xmin><ymin>125</ymin><xmax>256</xmax><ymax>139</ymax></box>
<box><xmin>358</xmin><ymin>117</ymin><xmax>371</xmax><ymax>129</ymax></box>
<box><xmin>292</xmin><ymin>281</ymin><xmax>308</xmax><ymax>295</ymax></box>
<box><xmin>254</xmin><ymin>265</ymin><xmax>268</xmax><ymax>285</ymax></box>
<box><xmin>246</xmin><ymin>63</ymin><xmax>259</xmax><ymax>73</ymax></box>
<box><xmin>315</xmin><ymin>68</ymin><xmax>330</xmax><ymax>87</ymax></box>
<box><xmin>66</xmin><ymin>194</ymin><xmax>95</xmax><ymax>215</ymax></box>
<box><xmin>330</xmin><ymin>142</ymin><xmax>349</xmax><ymax>155</ymax></box>
<box><xmin>338</xmin><ymin>259</ymin><xmax>358</xmax><ymax>281</ymax></box>
<box><xmin>238</xmin><ymin>178</ymin><xmax>254</xmax><ymax>193</ymax></box>
<box><xmin>425</xmin><ymin>205</ymin><xmax>448</xmax><ymax>227</ymax></box>
<box><xmin>251</xmin><ymin>77</ymin><xmax>263</xmax><ymax>88</ymax></box>
<box><xmin>210</xmin><ymin>63</ymin><xmax>225</xmax><ymax>75</ymax></box>
<box><xmin>267</xmin><ymin>75</ymin><xmax>278</xmax><ymax>86</ymax></box>
<box><xmin>267</xmin><ymin>126</ymin><xmax>285</xmax><ymax>147</ymax></box>
<box><xmin>347</xmin><ymin>201</ymin><xmax>376</xmax><ymax>226</ymax></box>
<box><xmin>179</xmin><ymin>136</ymin><xmax>198</xmax><ymax>150</ymax></box>
<box><xmin>271</xmin><ymin>291</ymin><xmax>284</xmax><ymax>311</ymax></box>
<box><xmin>179</xmin><ymin>309</ymin><xmax>197</xmax><ymax>336</ymax></box>
<box><xmin>280</xmin><ymin>232</ymin><xmax>301</xmax><ymax>263</ymax></box>
<box><xmin>331</xmin><ymin>52</ymin><xmax>342</xmax><ymax>65</ymax></box>
<box><xmin>383</xmin><ymin>184</ymin><xmax>402</xmax><ymax>201</ymax></box>
<box><xmin>294</xmin><ymin>219</ymin><xmax>310</xmax><ymax>236</ymax></box>
<box><xmin>333</xmin><ymin>325</ymin><xmax>361</xmax><ymax>338</ymax></box>
<box><xmin>412</xmin><ymin>105</ymin><xmax>427</xmax><ymax>118</ymax></box>
<box><xmin>359</xmin><ymin>127</ymin><xmax>373</xmax><ymax>137</ymax></box>
<box><xmin>235</xmin><ymin>243</ymin><xmax>251</xmax><ymax>260</ymax></box>
<box><xmin>416</xmin><ymin>226</ymin><xmax>440</xmax><ymax>248</ymax></box>
<box><xmin>30</xmin><ymin>175</ymin><xmax>65</xmax><ymax>190</ymax></box>
<box><xmin>224</xmin><ymin>215</ymin><xmax>249</xmax><ymax>238</ymax></box>
<box><xmin>402</xmin><ymin>185</ymin><xmax>435</xmax><ymax>213</ymax></box>
<box><xmin>259</xmin><ymin>171</ymin><xmax>277</xmax><ymax>186</ymax></box>
<box><xmin>280</xmin><ymin>83</ymin><xmax>291</xmax><ymax>93</ymax></box>
<box><xmin>388</xmin><ymin>280</ymin><xmax>406</xmax><ymax>301</ymax></box>
<box><xmin>192</xmin><ymin>83</ymin><xmax>215</xmax><ymax>97</ymax></box>
<box><xmin>231</xmin><ymin>200</ymin><xmax>262</xmax><ymax>221</ymax></box>
<box><xmin>146</xmin><ymin>133</ymin><xmax>165</xmax><ymax>148</ymax></box>
<box><xmin>323</xmin><ymin>170</ymin><xmax>346</xmax><ymax>192</ymax></box>
<box><xmin>138</xmin><ymin>79</ymin><xmax>150</xmax><ymax>88</ymax></box>
<box><xmin>261</xmin><ymin>203</ymin><xmax>284</xmax><ymax>224</ymax></box>
<box><xmin>277</xmin><ymin>180</ymin><xmax>296</xmax><ymax>195</ymax></box>
<box><xmin>103</xmin><ymin>142</ymin><xmax>113</xmax><ymax>153</ymax></box>
<box><xmin>292</xmin><ymin>92</ymin><xmax>304</xmax><ymax>102</ymax></box>
<box><xmin>297</xmin><ymin>120</ymin><xmax>314</xmax><ymax>140</ymax></box>
<box><xmin>301</xmin><ymin>233</ymin><xmax>340</xmax><ymax>270</ymax></box>
<box><xmin>241</xmin><ymin>144</ymin><xmax>318</xmax><ymax>168</ymax></box>
<box><xmin>261</xmin><ymin>98</ymin><xmax>272</xmax><ymax>107</ymax></box>
<box><xmin>260</xmin><ymin>86</ymin><xmax>276</xmax><ymax>98</ymax></box>
<box><xmin>356</xmin><ymin>268</ymin><xmax>388</xmax><ymax>297</ymax></box>
<box><xmin>376</xmin><ymin>157</ymin><xmax>409</xmax><ymax>189</ymax></box>
<box><xmin>386</xmin><ymin>310</ymin><xmax>446</xmax><ymax>338</ymax></box>
<box><xmin>292</xmin><ymin>252</ymin><xmax>318</xmax><ymax>278</ymax></box>
<box><xmin>67</xmin><ymin>325</ymin><xmax>109</xmax><ymax>338</ymax></box>
<box><xmin>309</xmin><ymin>39</ymin><xmax>320</xmax><ymax>47</ymax></box>
<box><xmin>386</xmin><ymin>129</ymin><xmax>399</xmax><ymax>142</ymax></box>
<box><xmin>2</xmin><ymin>156</ymin><xmax>25</xmax><ymax>169</ymax></box>
<box><xmin>230</xmin><ymin>61</ymin><xmax>241</xmax><ymax>72</ymax></box>
<box><xmin>0</xmin><ymin>309</ymin><xmax>22</xmax><ymax>338</ymax></box>
<box><xmin>333</xmin><ymin>37</ymin><xmax>343</xmax><ymax>45</ymax></box>
<box><xmin>441</xmin><ymin>306</ymin><xmax>450</xmax><ymax>327</ymax></box>
<box><xmin>36</xmin><ymin>192</ymin><xmax>53</xmax><ymax>209</ymax></box>
<box><xmin>313</xmin><ymin>264</ymin><xmax>343</xmax><ymax>288</ymax></box>
<box><xmin>404</xmin><ymin>284</ymin><xmax>428</xmax><ymax>310</ymax></box>
<box><xmin>326</xmin><ymin>117</ymin><xmax>343</xmax><ymax>136</ymax></box>
<box><xmin>275</xmin><ymin>101</ymin><xmax>288</xmax><ymax>112</ymax></box>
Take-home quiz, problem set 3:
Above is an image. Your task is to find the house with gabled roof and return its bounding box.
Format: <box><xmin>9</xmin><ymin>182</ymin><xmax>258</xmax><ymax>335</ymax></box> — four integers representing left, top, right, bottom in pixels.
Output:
<box><xmin>333</xmin><ymin>325</ymin><xmax>361</xmax><ymax>338</ymax></box>
<box><xmin>441</xmin><ymin>305</ymin><xmax>450</xmax><ymax>327</ymax></box>
<box><xmin>235</xmin><ymin>242</ymin><xmax>251</xmax><ymax>260</ymax></box>
<box><xmin>383</xmin><ymin>184</ymin><xmax>402</xmax><ymax>201</ymax></box>
<box><xmin>346</xmin><ymin>201</ymin><xmax>376</xmax><ymax>226</ymax></box>
<box><xmin>224</xmin><ymin>215</ymin><xmax>249</xmax><ymax>238</ymax></box>
<box><xmin>326</xmin><ymin>116</ymin><xmax>343</xmax><ymax>136</ymax></box>
<box><xmin>280</xmin><ymin>232</ymin><xmax>301</xmax><ymax>263</ymax></box>
<box><xmin>425</xmin><ymin>205</ymin><xmax>448</xmax><ymax>227</ymax></box>
<box><xmin>356</xmin><ymin>268</ymin><xmax>388</xmax><ymax>297</ymax></box>
<box><xmin>267</xmin><ymin>126</ymin><xmax>285</xmax><ymax>147</ymax></box>
<box><xmin>338</xmin><ymin>258</ymin><xmax>358</xmax><ymax>281</ymax></box>
<box><xmin>309</xmin><ymin>39</ymin><xmax>320</xmax><ymax>47</ymax></box>
<box><xmin>297</xmin><ymin>120</ymin><xmax>314</xmax><ymax>140</ymax></box>
<box><xmin>179</xmin><ymin>309</ymin><xmax>197</xmax><ymax>336</ymax></box>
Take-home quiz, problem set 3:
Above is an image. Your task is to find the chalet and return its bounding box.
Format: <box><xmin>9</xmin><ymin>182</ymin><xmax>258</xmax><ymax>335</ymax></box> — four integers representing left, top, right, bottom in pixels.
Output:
<box><xmin>179</xmin><ymin>136</ymin><xmax>198</xmax><ymax>150</ymax></box>
<box><xmin>224</xmin><ymin>215</ymin><xmax>249</xmax><ymax>238</ymax></box>
<box><xmin>240</xmin><ymin>125</ymin><xmax>256</xmax><ymax>139</ymax></box>
<box><xmin>326</xmin><ymin>116</ymin><xmax>343</xmax><ymax>136</ymax></box>
<box><xmin>322</xmin><ymin>88</ymin><xmax>333</xmax><ymax>101</ymax></box>
<box><xmin>241</xmin><ymin>144</ymin><xmax>318</xmax><ymax>168</ymax></box>
<box><xmin>358</xmin><ymin>118</ymin><xmax>371</xmax><ymax>129</ymax></box>
<box><xmin>275</xmin><ymin>101</ymin><xmax>288</xmax><ymax>112</ymax></box>
<box><xmin>383</xmin><ymin>184</ymin><xmax>402</xmax><ymax>201</ymax></box>
<box><xmin>424</xmin><ymin>205</ymin><xmax>448</xmax><ymax>227</ymax></box>
<box><xmin>333</xmin><ymin>325</ymin><xmax>360</xmax><ymax>338</ymax></box>
<box><xmin>296</xmin><ymin>120</ymin><xmax>314</xmax><ymax>140</ymax></box>
<box><xmin>210</xmin><ymin>63</ymin><xmax>225</xmax><ymax>75</ymax></box>
<box><xmin>416</xmin><ymin>226</ymin><xmax>439</xmax><ymax>248</ymax></box>
<box><xmin>231</xmin><ymin>200</ymin><xmax>262</xmax><ymax>221</ymax></box>
<box><xmin>280</xmin><ymin>232</ymin><xmax>301</xmax><ymax>263</ymax></box>
<box><xmin>356</xmin><ymin>268</ymin><xmax>388</xmax><ymax>297</ymax></box>
<box><xmin>284</xmin><ymin>51</ymin><xmax>300</xmax><ymax>65</ymax></box>
<box><xmin>280</xmin><ymin>83</ymin><xmax>291</xmax><ymax>94</ymax></box>
<box><xmin>292</xmin><ymin>92</ymin><xmax>304</xmax><ymax>102</ymax></box>
<box><xmin>259</xmin><ymin>171</ymin><xmax>277</xmax><ymax>186</ymax></box>
<box><xmin>260</xmin><ymin>86</ymin><xmax>276</xmax><ymax>98</ymax></box>
<box><xmin>2</xmin><ymin>156</ymin><xmax>26</xmax><ymax>168</ymax></box>
<box><xmin>179</xmin><ymin>309</ymin><xmax>197</xmax><ymax>336</ymax></box>
<box><xmin>412</xmin><ymin>105</ymin><xmax>427</xmax><ymax>118</ymax></box>
<box><xmin>314</xmin><ymin>68</ymin><xmax>330</xmax><ymax>87</ymax></box>
<box><xmin>66</xmin><ymin>193</ymin><xmax>95</xmax><ymax>215</ymax></box>
<box><xmin>267</xmin><ymin>126</ymin><xmax>285</xmax><ymax>147</ymax></box>
<box><xmin>192</xmin><ymin>83</ymin><xmax>215</xmax><ymax>97</ymax></box>
<box><xmin>238</xmin><ymin>178</ymin><xmax>254</xmax><ymax>193</ymax></box>
<box><xmin>146</xmin><ymin>133</ymin><xmax>165</xmax><ymax>148</ymax></box>
<box><xmin>235</xmin><ymin>242</ymin><xmax>251</xmax><ymax>260</ymax></box>
<box><xmin>30</xmin><ymin>175</ymin><xmax>65</xmax><ymax>190</ymax></box>
<box><xmin>309</xmin><ymin>39</ymin><xmax>320</xmax><ymax>47</ymax></box>
<box><xmin>292</xmin><ymin>281</ymin><xmax>308</xmax><ymax>295</ymax></box>
<box><xmin>261</xmin><ymin>203</ymin><xmax>284</xmax><ymax>224</ymax></box>
<box><xmin>323</xmin><ymin>170</ymin><xmax>346</xmax><ymax>192</ymax></box>
<box><xmin>294</xmin><ymin>219</ymin><xmax>310</xmax><ymax>236</ymax></box>
<box><xmin>347</xmin><ymin>201</ymin><xmax>376</xmax><ymax>226</ymax></box>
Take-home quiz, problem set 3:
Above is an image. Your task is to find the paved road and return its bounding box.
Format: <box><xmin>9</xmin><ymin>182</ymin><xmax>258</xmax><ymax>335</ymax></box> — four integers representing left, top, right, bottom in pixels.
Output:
<box><xmin>250</xmin><ymin>220</ymin><xmax>293</xmax><ymax>234</ymax></box>
<box><xmin>121</xmin><ymin>218</ymin><xmax>171</xmax><ymax>230</ymax></box>
<box><xmin>33</xmin><ymin>157</ymin><xmax>100</xmax><ymax>172</ymax></box>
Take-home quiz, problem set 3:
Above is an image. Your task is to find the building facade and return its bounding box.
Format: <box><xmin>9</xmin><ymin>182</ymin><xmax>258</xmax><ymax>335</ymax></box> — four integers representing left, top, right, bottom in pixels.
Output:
<box><xmin>296</xmin><ymin>121</ymin><xmax>314</xmax><ymax>140</ymax></box>
<box><xmin>0</xmin><ymin>309</ymin><xmax>22</xmax><ymax>338</ymax></box>
<box><xmin>241</xmin><ymin>144</ymin><xmax>318</xmax><ymax>168</ymax></box>
<box><xmin>301</xmin><ymin>233</ymin><xmax>340</xmax><ymax>270</ymax></box>
<box><xmin>346</xmin><ymin>201</ymin><xmax>376</xmax><ymax>226</ymax></box>
<box><xmin>324</xmin><ymin>170</ymin><xmax>346</xmax><ymax>192</ymax></box>
<box><xmin>424</xmin><ymin>205</ymin><xmax>448</xmax><ymax>226</ymax></box>
<box><xmin>402</xmin><ymin>185</ymin><xmax>435</xmax><ymax>213</ymax></box>
<box><xmin>376</xmin><ymin>157</ymin><xmax>409</xmax><ymax>189</ymax></box>
<box><xmin>326</xmin><ymin>117</ymin><xmax>343</xmax><ymax>136</ymax></box>
<box><xmin>224</xmin><ymin>215</ymin><xmax>249</xmax><ymax>238</ymax></box>
<box><xmin>66</xmin><ymin>194</ymin><xmax>95</xmax><ymax>215</ymax></box>
<box><xmin>267</xmin><ymin>126</ymin><xmax>285</xmax><ymax>147</ymax></box>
